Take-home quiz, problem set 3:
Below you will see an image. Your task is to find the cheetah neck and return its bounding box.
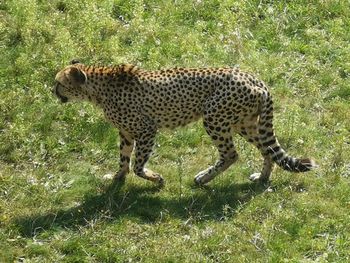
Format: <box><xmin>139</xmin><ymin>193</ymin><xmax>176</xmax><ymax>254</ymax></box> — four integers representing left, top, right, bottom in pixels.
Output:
<box><xmin>75</xmin><ymin>64</ymin><xmax>140</xmax><ymax>106</ymax></box>
<box><xmin>81</xmin><ymin>64</ymin><xmax>138</xmax><ymax>74</ymax></box>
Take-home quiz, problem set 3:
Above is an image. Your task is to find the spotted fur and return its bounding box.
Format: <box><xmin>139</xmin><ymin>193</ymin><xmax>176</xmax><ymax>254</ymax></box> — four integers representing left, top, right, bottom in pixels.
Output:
<box><xmin>54</xmin><ymin>61</ymin><xmax>317</xmax><ymax>185</ymax></box>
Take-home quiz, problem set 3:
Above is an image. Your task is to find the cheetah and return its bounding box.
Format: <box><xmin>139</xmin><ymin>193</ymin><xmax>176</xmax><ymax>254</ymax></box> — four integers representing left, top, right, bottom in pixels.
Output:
<box><xmin>54</xmin><ymin>60</ymin><xmax>317</xmax><ymax>186</ymax></box>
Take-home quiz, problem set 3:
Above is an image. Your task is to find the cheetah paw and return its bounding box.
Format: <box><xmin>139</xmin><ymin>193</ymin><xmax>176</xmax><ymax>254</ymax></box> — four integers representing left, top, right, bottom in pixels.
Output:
<box><xmin>249</xmin><ymin>173</ymin><xmax>269</xmax><ymax>183</ymax></box>
<box><xmin>103</xmin><ymin>173</ymin><xmax>114</xmax><ymax>180</ymax></box>
<box><xmin>144</xmin><ymin>169</ymin><xmax>165</xmax><ymax>186</ymax></box>
<box><xmin>194</xmin><ymin>169</ymin><xmax>212</xmax><ymax>185</ymax></box>
<box><xmin>249</xmin><ymin>173</ymin><xmax>262</xmax><ymax>182</ymax></box>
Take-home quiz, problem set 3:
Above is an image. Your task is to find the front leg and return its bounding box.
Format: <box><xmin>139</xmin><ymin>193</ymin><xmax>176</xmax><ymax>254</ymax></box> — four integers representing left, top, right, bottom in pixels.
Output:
<box><xmin>115</xmin><ymin>130</ymin><xmax>134</xmax><ymax>182</ymax></box>
<box><xmin>133</xmin><ymin>128</ymin><xmax>164</xmax><ymax>185</ymax></box>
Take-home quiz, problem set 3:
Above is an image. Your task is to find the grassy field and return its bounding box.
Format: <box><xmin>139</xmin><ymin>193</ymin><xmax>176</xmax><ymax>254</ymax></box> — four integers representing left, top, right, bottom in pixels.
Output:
<box><xmin>1</xmin><ymin>0</ymin><xmax>350</xmax><ymax>262</ymax></box>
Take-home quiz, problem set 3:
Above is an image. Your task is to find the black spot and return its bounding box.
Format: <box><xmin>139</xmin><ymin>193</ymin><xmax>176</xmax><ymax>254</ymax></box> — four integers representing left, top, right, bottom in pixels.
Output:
<box><xmin>259</xmin><ymin>129</ymin><xmax>266</xmax><ymax>134</ymax></box>
<box><xmin>266</xmin><ymin>131</ymin><xmax>274</xmax><ymax>137</ymax></box>
<box><xmin>262</xmin><ymin>138</ymin><xmax>276</xmax><ymax>147</ymax></box>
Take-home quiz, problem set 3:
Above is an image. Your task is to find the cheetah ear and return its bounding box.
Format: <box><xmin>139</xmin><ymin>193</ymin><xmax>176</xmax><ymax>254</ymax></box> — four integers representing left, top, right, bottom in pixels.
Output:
<box><xmin>66</xmin><ymin>67</ymin><xmax>87</xmax><ymax>85</ymax></box>
<box><xmin>70</xmin><ymin>59</ymin><xmax>81</xmax><ymax>65</ymax></box>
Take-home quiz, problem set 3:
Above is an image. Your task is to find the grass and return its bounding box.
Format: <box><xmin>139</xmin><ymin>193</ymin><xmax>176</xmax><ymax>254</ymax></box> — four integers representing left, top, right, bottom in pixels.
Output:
<box><xmin>1</xmin><ymin>0</ymin><xmax>350</xmax><ymax>262</ymax></box>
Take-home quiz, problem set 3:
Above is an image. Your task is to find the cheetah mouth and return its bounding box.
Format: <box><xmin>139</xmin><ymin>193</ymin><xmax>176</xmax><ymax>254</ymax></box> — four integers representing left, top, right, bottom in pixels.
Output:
<box><xmin>57</xmin><ymin>92</ymin><xmax>68</xmax><ymax>103</ymax></box>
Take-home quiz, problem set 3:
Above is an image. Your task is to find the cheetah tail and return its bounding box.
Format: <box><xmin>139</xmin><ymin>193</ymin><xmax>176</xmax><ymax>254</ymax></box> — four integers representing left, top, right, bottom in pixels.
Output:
<box><xmin>257</xmin><ymin>91</ymin><xmax>318</xmax><ymax>173</ymax></box>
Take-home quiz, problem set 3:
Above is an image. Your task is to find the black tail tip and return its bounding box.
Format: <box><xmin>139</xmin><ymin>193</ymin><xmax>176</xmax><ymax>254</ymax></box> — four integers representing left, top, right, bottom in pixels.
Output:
<box><xmin>297</xmin><ymin>158</ymin><xmax>318</xmax><ymax>172</ymax></box>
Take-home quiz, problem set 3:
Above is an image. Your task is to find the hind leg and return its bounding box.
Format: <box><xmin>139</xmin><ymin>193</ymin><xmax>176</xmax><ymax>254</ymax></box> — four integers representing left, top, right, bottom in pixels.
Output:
<box><xmin>194</xmin><ymin>121</ymin><xmax>238</xmax><ymax>185</ymax></box>
<box><xmin>236</xmin><ymin>121</ymin><xmax>274</xmax><ymax>183</ymax></box>
<box><xmin>249</xmin><ymin>155</ymin><xmax>273</xmax><ymax>183</ymax></box>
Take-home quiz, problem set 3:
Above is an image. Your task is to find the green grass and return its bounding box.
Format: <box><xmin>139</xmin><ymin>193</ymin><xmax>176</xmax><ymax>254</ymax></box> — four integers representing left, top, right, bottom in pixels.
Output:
<box><xmin>1</xmin><ymin>0</ymin><xmax>350</xmax><ymax>262</ymax></box>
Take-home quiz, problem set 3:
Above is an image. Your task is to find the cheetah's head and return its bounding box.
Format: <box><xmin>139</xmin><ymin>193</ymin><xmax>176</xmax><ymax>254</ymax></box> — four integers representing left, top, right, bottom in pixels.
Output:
<box><xmin>54</xmin><ymin>63</ymin><xmax>87</xmax><ymax>103</ymax></box>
